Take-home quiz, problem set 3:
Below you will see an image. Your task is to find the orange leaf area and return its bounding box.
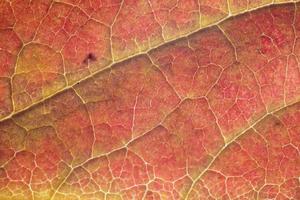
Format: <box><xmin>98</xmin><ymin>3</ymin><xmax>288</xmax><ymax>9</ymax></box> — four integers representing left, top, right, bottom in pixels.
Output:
<box><xmin>0</xmin><ymin>1</ymin><xmax>300</xmax><ymax>200</ymax></box>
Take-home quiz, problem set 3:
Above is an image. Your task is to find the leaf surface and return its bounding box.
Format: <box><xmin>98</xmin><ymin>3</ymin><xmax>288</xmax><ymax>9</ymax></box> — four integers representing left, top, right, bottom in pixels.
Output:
<box><xmin>0</xmin><ymin>1</ymin><xmax>299</xmax><ymax>200</ymax></box>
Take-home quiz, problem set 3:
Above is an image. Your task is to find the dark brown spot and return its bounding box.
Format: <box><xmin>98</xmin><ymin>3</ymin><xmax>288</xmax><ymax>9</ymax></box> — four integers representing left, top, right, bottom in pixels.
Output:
<box><xmin>83</xmin><ymin>53</ymin><xmax>97</xmax><ymax>64</ymax></box>
<box><xmin>274</xmin><ymin>121</ymin><xmax>281</xmax><ymax>126</ymax></box>
<box><xmin>234</xmin><ymin>60</ymin><xmax>240</xmax><ymax>65</ymax></box>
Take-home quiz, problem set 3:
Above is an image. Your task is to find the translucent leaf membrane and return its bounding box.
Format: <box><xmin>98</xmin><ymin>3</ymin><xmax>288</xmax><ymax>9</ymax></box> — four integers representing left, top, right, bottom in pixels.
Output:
<box><xmin>0</xmin><ymin>1</ymin><xmax>299</xmax><ymax>200</ymax></box>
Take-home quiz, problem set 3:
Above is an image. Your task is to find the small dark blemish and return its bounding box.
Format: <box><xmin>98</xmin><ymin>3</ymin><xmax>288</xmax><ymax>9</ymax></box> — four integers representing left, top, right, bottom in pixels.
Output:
<box><xmin>83</xmin><ymin>53</ymin><xmax>97</xmax><ymax>64</ymax></box>
<box><xmin>274</xmin><ymin>121</ymin><xmax>281</xmax><ymax>126</ymax></box>
<box><xmin>234</xmin><ymin>61</ymin><xmax>240</xmax><ymax>65</ymax></box>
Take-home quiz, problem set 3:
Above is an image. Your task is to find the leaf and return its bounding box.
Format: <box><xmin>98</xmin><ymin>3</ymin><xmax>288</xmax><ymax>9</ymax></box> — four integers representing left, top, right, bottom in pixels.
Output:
<box><xmin>0</xmin><ymin>1</ymin><xmax>299</xmax><ymax>200</ymax></box>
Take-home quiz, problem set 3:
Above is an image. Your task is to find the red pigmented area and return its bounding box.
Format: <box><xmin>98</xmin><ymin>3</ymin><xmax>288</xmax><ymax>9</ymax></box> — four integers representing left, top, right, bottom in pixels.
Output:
<box><xmin>111</xmin><ymin>0</ymin><xmax>164</xmax><ymax>60</ymax></box>
<box><xmin>0</xmin><ymin>1</ymin><xmax>299</xmax><ymax>200</ymax></box>
<box><xmin>11</xmin><ymin>0</ymin><xmax>53</xmax><ymax>42</ymax></box>
<box><xmin>74</xmin><ymin>55</ymin><xmax>180</xmax><ymax>155</ymax></box>
<box><xmin>149</xmin><ymin>0</ymin><xmax>200</xmax><ymax>40</ymax></box>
